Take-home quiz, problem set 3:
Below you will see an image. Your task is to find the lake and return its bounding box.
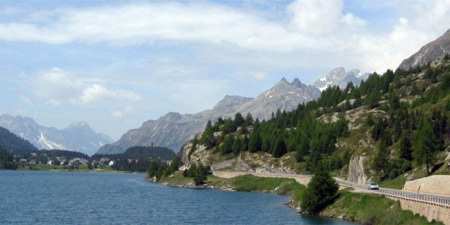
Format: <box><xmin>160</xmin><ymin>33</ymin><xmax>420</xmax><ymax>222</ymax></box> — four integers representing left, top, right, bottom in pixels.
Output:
<box><xmin>0</xmin><ymin>171</ymin><xmax>353</xmax><ymax>225</ymax></box>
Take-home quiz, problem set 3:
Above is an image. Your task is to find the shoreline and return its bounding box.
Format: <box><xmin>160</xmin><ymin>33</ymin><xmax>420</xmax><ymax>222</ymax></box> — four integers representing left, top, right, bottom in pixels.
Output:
<box><xmin>155</xmin><ymin>173</ymin><xmax>443</xmax><ymax>225</ymax></box>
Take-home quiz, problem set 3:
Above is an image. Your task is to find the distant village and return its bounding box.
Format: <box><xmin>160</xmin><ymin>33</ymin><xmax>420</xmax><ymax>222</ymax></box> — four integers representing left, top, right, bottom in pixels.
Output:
<box><xmin>14</xmin><ymin>147</ymin><xmax>176</xmax><ymax>172</ymax></box>
<box><xmin>17</xmin><ymin>151</ymin><xmax>115</xmax><ymax>170</ymax></box>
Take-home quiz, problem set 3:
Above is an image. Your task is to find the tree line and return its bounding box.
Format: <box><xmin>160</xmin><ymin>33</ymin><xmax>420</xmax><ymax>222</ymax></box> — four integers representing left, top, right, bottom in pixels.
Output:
<box><xmin>195</xmin><ymin>58</ymin><xmax>449</xmax><ymax>178</ymax></box>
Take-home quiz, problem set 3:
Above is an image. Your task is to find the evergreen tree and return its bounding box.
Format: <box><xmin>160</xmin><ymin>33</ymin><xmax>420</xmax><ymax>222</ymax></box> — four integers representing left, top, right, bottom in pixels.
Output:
<box><xmin>200</xmin><ymin>120</ymin><xmax>215</xmax><ymax>148</ymax></box>
<box><xmin>241</xmin><ymin>136</ymin><xmax>249</xmax><ymax>152</ymax></box>
<box><xmin>222</xmin><ymin>135</ymin><xmax>234</xmax><ymax>154</ymax></box>
<box><xmin>272</xmin><ymin>138</ymin><xmax>287</xmax><ymax>158</ymax></box>
<box><xmin>262</xmin><ymin>138</ymin><xmax>271</xmax><ymax>153</ymax></box>
<box><xmin>371</xmin><ymin>118</ymin><xmax>385</xmax><ymax>141</ymax></box>
<box><xmin>295</xmin><ymin>136</ymin><xmax>309</xmax><ymax>162</ymax></box>
<box><xmin>232</xmin><ymin>137</ymin><xmax>242</xmax><ymax>155</ymax></box>
<box><xmin>248</xmin><ymin>131</ymin><xmax>262</xmax><ymax>152</ymax></box>
<box><xmin>399</xmin><ymin>132</ymin><xmax>412</xmax><ymax>161</ymax></box>
<box><xmin>0</xmin><ymin>148</ymin><xmax>17</xmax><ymax>170</ymax></box>
<box><xmin>245</xmin><ymin>113</ymin><xmax>254</xmax><ymax>126</ymax></box>
<box><xmin>223</xmin><ymin>119</ymin><xmax>236</xmax><ymax>133</ymax></box>
<box><xmin>413</xmin><ymin>119</ymin><xmax>439</xmax><ymax>174</ymax></box>
<box><xmin>234</xmin><ymin>113</ymin><xmax>245</xmax><ymax>127</ymax></box>
<box><xmin>372</xmin><ymin>139</ymin><xmax>390</xmax><ymax>179</ymax></box>
<box><xmin>301</xmin><ymin>170</ymin><xmax>338</xmax><ymax>215</ymax></box>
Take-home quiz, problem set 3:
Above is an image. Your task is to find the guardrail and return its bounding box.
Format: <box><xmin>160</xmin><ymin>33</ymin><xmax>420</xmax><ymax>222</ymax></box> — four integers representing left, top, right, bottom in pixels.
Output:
<box><xmin>379</xmin><ymin>188</ymin><xmax>450</xmax><ymax>208</ymax></box>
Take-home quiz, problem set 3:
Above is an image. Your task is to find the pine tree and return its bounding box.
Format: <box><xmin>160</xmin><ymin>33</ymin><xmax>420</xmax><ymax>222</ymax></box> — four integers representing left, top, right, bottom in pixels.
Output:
<box><xmin>241</xmin><ymin>136</ymin><xmax>249</xmax><ymax>152</ymax></box>
<box><xmin>301</xmin><ymin>170</ymin><xmax>338</xmax><ymax>215</ymax></box>
<box><xmin>272</xmin><ymin>138</ymin><xmax>287</xmax><ymax>158</ymax></box>
<box><xmin>222</xmin><ymin>135</ymin><xmax>234</xmax><ymax>154</ymax></box>
<box><xmin>201</xmin><ymin>120</ymin><xmax>215</xmax><ymax>148</ymax></box>
<box><xmin>248</xmin><ymin>131</ymin><xmax>262</xmax><ymax>152</ymax></box>
<box><xmin>413</xmin><ymin>119</ymin><xmax>438</xmax><ymax>175</ymax></box>
<box><xmin>245</xmin><ymin>113</ymin><xmax>254</xmax><ymax>126</ymax></box>
<box><xmin>232</xmin><ymin>137</ymin><xmax>242</xmax><ymax>155</ymax></box>
<box><xmin>234</xmin><ymin>113</ymin><xmax>245</xmax><ymax>127</ymax></box>
<box><xmin>372</xmin><ymin>139</ymin><xmax>390</xmax><ymax>179</ymax></box>
<box><xmin>399</xmin><ymin>132</ymin><xmax>412</xmax><ymax>161</ymax></box>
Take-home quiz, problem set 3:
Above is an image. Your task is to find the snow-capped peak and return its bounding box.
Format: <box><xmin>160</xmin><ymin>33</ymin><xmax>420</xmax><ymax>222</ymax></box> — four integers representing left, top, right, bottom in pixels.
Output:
<box><xmin>38</xmin><ymin>132</ymin><xmax>65</xmax><ymax>150</ymax></box>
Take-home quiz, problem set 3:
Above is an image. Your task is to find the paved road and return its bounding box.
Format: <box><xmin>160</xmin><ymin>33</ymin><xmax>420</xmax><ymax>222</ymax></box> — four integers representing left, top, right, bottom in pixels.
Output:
<box><xmin>212</xmin><ymin>170</ymin><xmax>450</xmax><ymax>208</ymax></box>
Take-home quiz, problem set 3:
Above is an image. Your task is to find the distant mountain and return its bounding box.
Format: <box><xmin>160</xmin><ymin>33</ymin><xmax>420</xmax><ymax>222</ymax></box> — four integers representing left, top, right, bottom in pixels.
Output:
<box><xmin>0</xmin><ymin>127</ymin><xmax>37</xmax><ymax>155</ymax></box>
<box><xmin>398</xmin><ymin>29</ymin><xmax>450</xmax><ymax>71</ymax></box>
<box><xmin>314</xmin><ymin>67</ymin><xmax>364</xmax><ymax>91</ymax></box>
<box><xmin>97</xmin><ymin>78</ymin><xmax>320</xmax><ymax>154</ymax></box>
<box><xmin>0</xmin><ymin>114</ymin><xmax>113</xmax><ymax>155</ymax></box>
<box><xmin>236</xmin><ymin>78</ymin><xmax>320</xmax><ymax>120</ymax></box>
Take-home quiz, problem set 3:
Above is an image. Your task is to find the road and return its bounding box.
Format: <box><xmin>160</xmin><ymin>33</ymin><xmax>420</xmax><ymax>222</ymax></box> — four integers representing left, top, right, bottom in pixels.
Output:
<box><xmin>212</xmin><ymin>170</ymin><xmax>450</xmax><ymax>208</ymax></box>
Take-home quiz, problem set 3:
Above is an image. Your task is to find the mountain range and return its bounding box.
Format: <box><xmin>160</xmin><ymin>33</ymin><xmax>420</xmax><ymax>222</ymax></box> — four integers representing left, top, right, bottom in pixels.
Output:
<box><xmin>0</xmin><ymin>114</ymin><xmax>112</xmax><ymax>155</ymax></box>
<box><xmin>98</xmin><ymin>77</ymin><xmax>336</xmax><ymax>154</ymax></box>
<box><xmin>313</xmin><ymin>67</ymin><xmax>366</xmax><ymax>91</ymax></box>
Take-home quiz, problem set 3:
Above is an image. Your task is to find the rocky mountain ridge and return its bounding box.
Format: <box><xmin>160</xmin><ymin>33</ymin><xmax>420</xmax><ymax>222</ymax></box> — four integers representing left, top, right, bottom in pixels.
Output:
<box><xmin>97</xmin><ymin>78</ymin><xmax>320</xmax><ymax>154</ymax></box>
<box><xmin>398</xmin><ymin>29</ymin><xmax>450</xmax><ymax>71</ymax></box>
<box><xmin>0</xmin><ymin>114</ymin><xmax>112</xmax><ymax>155</ymax></box>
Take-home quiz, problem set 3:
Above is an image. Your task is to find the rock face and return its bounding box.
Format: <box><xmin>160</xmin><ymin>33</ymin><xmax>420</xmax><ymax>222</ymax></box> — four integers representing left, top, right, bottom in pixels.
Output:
<box><xmin>398</xmin><ymin>29</ymin><xmax>450</xmax><ymax>71</ymax></box>
<box><xmin>313</xmin><ymin>67</ymin><xmax>364</xmax><ymax>91</ymax></box>
<box><xmin>0</xmin><ymin>114</ymin><xmax>112</xmax><ymax>155</ymax></box>
<box><xmin>98</xmin><ymin>78</ymin><xmax>320</xmax><ymax>154</ymax></box>
<box><xmin>347</xmin><ymin>155</ymin><xmax>368</xmax><ymax>185</ymax></box>
<box><xmin>403</xmin><ymin>175</ymin><xmax>450</xmax><ymax>196</ymax></box>
<box><xmin>180</xmin><ymin>141</ymin><xmax>298</xmax><ymax>174</ymax></box>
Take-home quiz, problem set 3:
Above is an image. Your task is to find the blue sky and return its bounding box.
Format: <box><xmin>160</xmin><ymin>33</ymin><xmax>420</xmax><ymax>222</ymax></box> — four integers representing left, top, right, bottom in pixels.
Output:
<box><xmin>1</xmin><ymin>0</ymin><xmax>449</xmax><ymax>139</ymax></box>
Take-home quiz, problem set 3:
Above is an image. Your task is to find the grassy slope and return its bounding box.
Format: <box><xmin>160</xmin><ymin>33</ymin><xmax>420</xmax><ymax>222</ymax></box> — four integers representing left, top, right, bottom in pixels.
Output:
<box><xmin>380</xmin><ymin>175</ymin><xmax>407</xmax><ymax>189</ymax></box>
<box><xmin>322</xmin><ymin>191</ymin><xmax>443</xmax><ymax>225</ymax></box>
<box><xmin>228</xmin><ymin>175</ymin><xmax>305</xmax><ymax>204</ymax></box>
<box><xmin>159</xmin><ymin>171</ymin><xmax>195</xmax><ymax>186</ymax></box>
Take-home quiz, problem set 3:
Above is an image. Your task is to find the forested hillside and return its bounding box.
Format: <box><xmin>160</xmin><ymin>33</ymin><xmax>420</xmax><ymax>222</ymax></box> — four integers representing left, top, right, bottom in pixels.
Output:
<box><xmin>0</xmin><ymin>127</ymin><xmax>38</xmax><ymax>155</ymax></box>
<box><xmin>185</xmin><ymin>56</ymin><xmax>450</xmax><ymax>183</ymax></box>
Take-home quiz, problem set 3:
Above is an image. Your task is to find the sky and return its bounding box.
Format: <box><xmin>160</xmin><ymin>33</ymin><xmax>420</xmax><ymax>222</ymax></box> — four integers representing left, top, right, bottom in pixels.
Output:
<box><xmin>1</xmin><ymin>0</ymin><xmax>450</xmax><ymax>139</ymax></box>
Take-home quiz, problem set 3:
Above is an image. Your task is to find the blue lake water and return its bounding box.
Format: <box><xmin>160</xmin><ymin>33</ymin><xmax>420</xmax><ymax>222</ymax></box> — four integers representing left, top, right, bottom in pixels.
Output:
<box><xmin>0</xmin><ymin>171</ymin><xmax>354</xmax><ymax>225</ymax></box>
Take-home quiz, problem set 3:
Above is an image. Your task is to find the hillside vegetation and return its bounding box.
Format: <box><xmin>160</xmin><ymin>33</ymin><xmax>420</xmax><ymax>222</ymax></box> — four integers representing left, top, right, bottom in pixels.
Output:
<box><xmin>186</xmin><ymin>57</ymin><xmax>450</xmax><ymax>184</ymax></box>
<box><xmin>0</xmin><ymin>127</ymin><xmax>37</xmax><ymax>155</ymax></box>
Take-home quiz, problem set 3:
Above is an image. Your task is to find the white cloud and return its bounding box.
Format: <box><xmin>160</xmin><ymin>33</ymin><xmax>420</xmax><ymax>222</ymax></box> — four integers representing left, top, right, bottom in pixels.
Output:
<box><xmin>0</xmin><ymin>1</ymin><xmax>363</xmax><ymax>51</ymax></box>
<box><xmin>80</xmin><ymin>84</ymin><xmax>140</xmax><ymax>104</ymax></box>
<box><xmin>288</xmin><ymin>0</ymin><xmax>365</xmax><ymax>35</ymax></box>
<box><xmin>112</xmin><ymin>106</ymin><xmax>133</xmax><ymax>119</ymax></box>
<box><xmin>33</xmin><ymin>68</ymin><xmax>141</xmax><ymax>105</ymax></box>
<box><xmin>253</xmin><ymin>72</ymin><xmax>267</xmax><ymax>81</ymax></box>
<box><xmin>1</xmin><ymin>0</ymin><xmax>450</xmax><ymax>73</ymax></box>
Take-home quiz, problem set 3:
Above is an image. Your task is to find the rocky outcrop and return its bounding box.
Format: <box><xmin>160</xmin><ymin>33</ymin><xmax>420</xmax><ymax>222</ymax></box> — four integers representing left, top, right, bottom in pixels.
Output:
<box><xmin>180</xmin><ymin>139</ymin><xmax>298</xmax><ymax>174</ymax></box>
<box><xmin>98</xmin><ymin>78</ymin><xmax>320</xmax><ymax>154</ymax></box>
<box><xmin>403</xmin><ymin>175</ymin><xmax>450</xmax><ymax>196</ymax></box>
<box><xmin>347</xmin><ymin>155</ymin><xmax>368</xmax><ymax>185</ymax></box>
<box><xmin>398</xmin><ymin>29</ymin><xmax>450</xmax><ymax>71</ymax></box>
